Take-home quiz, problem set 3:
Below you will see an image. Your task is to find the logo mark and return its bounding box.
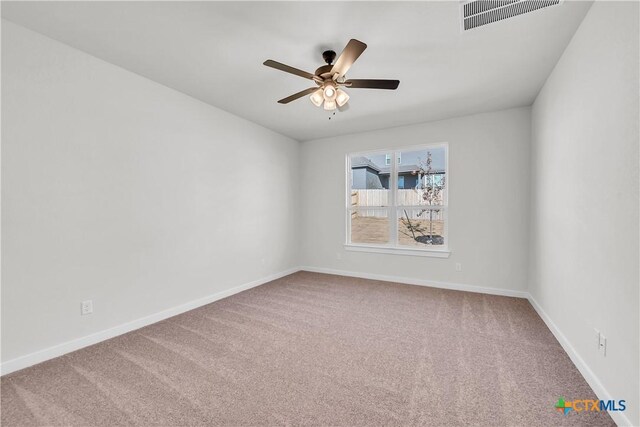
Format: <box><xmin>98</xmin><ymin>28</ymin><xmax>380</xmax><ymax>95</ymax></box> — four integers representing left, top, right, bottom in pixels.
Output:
<box><xmin>555</xmin><ymin>397</ymin><xmax>573</xmax><ymax>415</ymax></box>
<box><xmin>554</xmin><ymin>397</ymin><xmax>626</xmax><ymax>415</ymax></box>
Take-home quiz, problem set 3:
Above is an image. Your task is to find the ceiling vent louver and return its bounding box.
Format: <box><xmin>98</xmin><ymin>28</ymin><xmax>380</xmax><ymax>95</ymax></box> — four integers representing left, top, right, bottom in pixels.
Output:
<box><xmin>462</xmin><ymin>0</ymin><xmax>561</xmax><ymax>31</ymax></box>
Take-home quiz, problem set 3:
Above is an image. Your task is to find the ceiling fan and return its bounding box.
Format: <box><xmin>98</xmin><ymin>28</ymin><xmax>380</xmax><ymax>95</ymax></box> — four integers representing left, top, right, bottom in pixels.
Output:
<box><xmin>263</xmin><ymin>39</ymin><xmax>400</xmax><ymax>111</ymax></box>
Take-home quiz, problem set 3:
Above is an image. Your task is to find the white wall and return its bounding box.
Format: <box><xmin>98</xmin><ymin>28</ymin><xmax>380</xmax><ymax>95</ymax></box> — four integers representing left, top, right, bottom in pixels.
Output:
<box><xmin>530</xmin><ymin>1</ymin><xmax>639</xmax><ymax>425</ymax></box>
<box><xmin>1</xmin><ymin>21</ymin><xmax>299</xmax><ymax>364</ymax></box>
<box><xmin>3</xmin><ymin>5</ymin><xmax>638</xmax><ymax>423</ymax></box>
<box><xmin>300</xmin><ymin>107</ymin><xmax>531</xmax><ymax>294</ymax></box>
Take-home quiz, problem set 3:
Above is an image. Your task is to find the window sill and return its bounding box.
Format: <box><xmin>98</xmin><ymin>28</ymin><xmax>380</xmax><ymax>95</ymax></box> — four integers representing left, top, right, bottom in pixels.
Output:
<box><xmin>344</xmin><ymin>244</ymin><xmax>451</xmax><ymax>258</ymax></box>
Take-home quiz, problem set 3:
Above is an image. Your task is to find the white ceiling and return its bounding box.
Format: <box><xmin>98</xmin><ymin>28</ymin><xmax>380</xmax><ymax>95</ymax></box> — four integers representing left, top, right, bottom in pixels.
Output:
<box><xmin>2</xmin><ymin>1</ymin><xmax>592</xmax><ymax>141</ymax></box>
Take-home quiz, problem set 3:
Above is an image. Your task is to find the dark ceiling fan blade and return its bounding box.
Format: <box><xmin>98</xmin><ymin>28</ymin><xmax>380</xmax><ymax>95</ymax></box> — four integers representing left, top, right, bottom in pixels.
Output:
<box><xmin>344</xmin><ymin>79</ymin><xmax>400</xmax><ymax>90</ymax></box>
<box><xmin>331</xmin><ymin>39</ymin><xmax>367</xmax><ymax>78</ymax></box>
<box><xmin>277</xmin><ymin>87</ymin><xmax>319</xmax><ymax>104</ymax></box>
<box><xmin>263</xmin><ymin>60</ymin><xmax>316</xmax><ymax>80</ymax></box>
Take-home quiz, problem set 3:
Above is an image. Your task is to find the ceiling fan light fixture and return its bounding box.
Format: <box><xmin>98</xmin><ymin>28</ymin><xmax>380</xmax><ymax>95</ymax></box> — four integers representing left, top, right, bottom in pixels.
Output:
<box><xmin>323</xmin><ymin>83</ymin><xmax>337</xmax><ymax>101</ymax></box>
<box><xmin>335</xmin><ymin>88</ymin><xmax>350</xmax><ymax>107</ymax></box>
<box><xmin>309</xmin><ymin>89</ymin><xmax>324</xmax><ymax>107</ymax></box>
<box><xmin>323</xmin><ymin>100</ymin><xmax>337</xmax><ymax>111</ymax></box>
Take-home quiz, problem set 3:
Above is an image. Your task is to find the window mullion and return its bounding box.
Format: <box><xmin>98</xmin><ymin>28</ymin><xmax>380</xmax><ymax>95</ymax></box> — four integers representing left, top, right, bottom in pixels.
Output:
<box><xmin>346</xmin><ymin>155</ymin><xmax>352</xmax><ymax>244</ymax></box>
<box><xmin>389</xmin><ymin>151</ymin><xmax>398</xmax><ymax>246</ymax></box>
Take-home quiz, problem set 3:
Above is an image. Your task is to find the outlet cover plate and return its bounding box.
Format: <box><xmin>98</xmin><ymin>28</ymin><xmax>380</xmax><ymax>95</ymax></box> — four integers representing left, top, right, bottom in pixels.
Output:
<box><xmin>81</xmin><ymin>300</ymin><xmax>93</xmax><ymax>315</ymax></box>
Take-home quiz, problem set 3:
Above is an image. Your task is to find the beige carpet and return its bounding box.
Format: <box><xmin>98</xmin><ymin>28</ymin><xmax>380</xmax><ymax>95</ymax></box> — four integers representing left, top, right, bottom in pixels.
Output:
<box><xmin>1</xmin><ymin>271</ymin><xmax>613</xmax><ymax>426</ymax></box>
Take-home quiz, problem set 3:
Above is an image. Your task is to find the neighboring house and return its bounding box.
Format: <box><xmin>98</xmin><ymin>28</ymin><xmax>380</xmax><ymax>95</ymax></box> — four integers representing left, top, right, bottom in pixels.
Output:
<box><xmin>351</xmin><ymin>156</ymin><xmax>444</xmax><ymax>190</ymax></box>
<box><xmin>350</xmin><ymin>156</ymin><xmax>384</xmax><ymax>189</ymax></box>
<box><xmin>378</xmin><ymin>165</ymin><xmax>420</xmax><ymax>189</ymax></box>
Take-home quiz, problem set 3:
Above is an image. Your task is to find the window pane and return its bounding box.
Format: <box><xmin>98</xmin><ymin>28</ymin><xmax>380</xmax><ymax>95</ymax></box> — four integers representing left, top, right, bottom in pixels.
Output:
<box><xmin>397</xmin><ymin>147</ymin><xmax>446</xmax><ymax>206</ymax></box>
<box><xmin>350</xmin><ymin>210</ymin><xmax>389</xmax><ymax>244</ymax></box>
<box><xmin>397</xmin><ymin>208</ymin><xmax>445</xmax><ymax>247</ymax></box>
<box><xmin>350</xmin><ymin>153</ymin><xmax>391</xmax><ymax>206</ymax></box>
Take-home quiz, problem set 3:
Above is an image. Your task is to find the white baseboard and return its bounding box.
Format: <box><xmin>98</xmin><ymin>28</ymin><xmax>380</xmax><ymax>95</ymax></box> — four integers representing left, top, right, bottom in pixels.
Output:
<box><xmin>0</xmin><ymin>267</ymin><xmax>300</xmax><ymax>376</ymax></box>
<box><xmin>300</xmin><ymin>266</ymin><xmax>528</xmax><ymax>298</ymax></box>
<box><xmin>3</xmin><ymin>267</ymin><xmax>631</xmax><ymax>426</ymax></box>
<box><xmin>527</xmin><ymin>295</ymin><xmax>633</xmax><ymax>427</ymax></box>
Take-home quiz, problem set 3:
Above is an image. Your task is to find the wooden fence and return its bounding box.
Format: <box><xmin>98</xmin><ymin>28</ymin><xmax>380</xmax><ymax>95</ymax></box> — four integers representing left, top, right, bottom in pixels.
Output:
<box><xmin>351</xmin><ymin>190</ymin><xmax>444</xmax><ymax>218</ymax></box>
<box><xmin>351</xmin><ymin>191</ymin><xmax>359</xmax><ymax>218</ymax></box>
<box><xmin>351</xmin><ymin>189</ymin><xmax>443</xmax><ymax>219</ymax></box>
<box><xmin>353</xmin><ymin>189</ymin><xmax>436</xmax><ymax>206</ymax></box>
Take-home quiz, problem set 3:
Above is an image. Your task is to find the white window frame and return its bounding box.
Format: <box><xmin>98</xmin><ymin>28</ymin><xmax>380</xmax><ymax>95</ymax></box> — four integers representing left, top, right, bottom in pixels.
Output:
<box><xmin>384</xmin><ymin>153</ymin><xmax>401</xmax><ymax>165</ymax></box>
<box><xmin>345</xmin><ymin>143</ymin><xmax>450</xmax><ymax>258</ymax></box>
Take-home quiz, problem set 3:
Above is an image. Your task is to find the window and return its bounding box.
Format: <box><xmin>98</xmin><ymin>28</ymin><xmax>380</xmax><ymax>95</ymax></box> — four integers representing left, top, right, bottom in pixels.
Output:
<box><xmin>347</xmin><ymin>144</ymin><xmax>449</xmax><ymax>257</ymax></box>
<box><xmin>385</xmin><ymin>153</ymin><xmax>401</xmax><ymax>165</ymax></box>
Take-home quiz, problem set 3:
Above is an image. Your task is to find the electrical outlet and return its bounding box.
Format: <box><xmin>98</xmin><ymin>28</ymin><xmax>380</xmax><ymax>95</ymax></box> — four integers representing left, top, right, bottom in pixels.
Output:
<box><xmin>599</xmin><ymin>334</ymin><xmax>607</xmax><ymax>356</ymax></box>
<box><xmin>455</xmin><ymin>262</ymin><xmax>462</xmax><ymax>272</ymax></box>
<box><xmin>594</xmin><ymin>328</ymin><xmax>600</xmax><ymax>350</ymax></box>
<box><xmin>81</xmin><ymin>300</ymin><xmax>93</xmax><ymax>316</ymax></box>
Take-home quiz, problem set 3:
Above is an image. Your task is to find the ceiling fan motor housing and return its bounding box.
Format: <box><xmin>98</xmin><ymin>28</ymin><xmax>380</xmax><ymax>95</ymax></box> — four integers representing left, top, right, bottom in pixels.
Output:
<box><xmin>314</xmin><ymin>64</ymin><xmax>333</xmax><ymax>80</ymax></box>
<box><xmin>314</xmin><ymin>50</ymin><xmax>337</xmax><ymax>79</ymax></box>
